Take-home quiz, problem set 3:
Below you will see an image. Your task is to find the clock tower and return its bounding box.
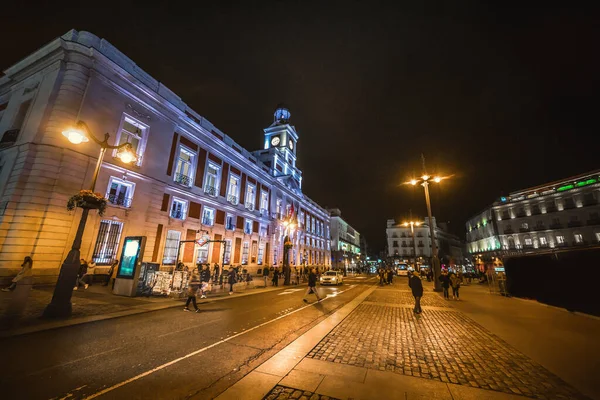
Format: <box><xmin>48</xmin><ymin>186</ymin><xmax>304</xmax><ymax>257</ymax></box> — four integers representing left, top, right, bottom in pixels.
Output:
<box><xmin>253</xmin><ymin>104</ymin><xmax>302</xmax><ymax>193</ymax></box>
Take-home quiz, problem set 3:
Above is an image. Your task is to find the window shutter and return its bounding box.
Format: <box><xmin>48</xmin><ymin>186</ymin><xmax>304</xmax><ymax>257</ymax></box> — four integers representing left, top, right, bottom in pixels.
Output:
<box><xmin>236</xmin><ymin>216</ymin><xmax>244</xmax><ymax>230</ymax></box>
<box><xmin>220</xmin><ymin>163</ymin><xmax>229</xmax><ymax>197</ymax></box>
<box><xmin>240</xmin><ymin>174</ymin><xmax>247</xmax><ymax>204</ymax></box>
<box><xmin>211</xmin><ymin>234</ymin><xmax>222</xmax><ymax>263</ymax></box>
<box><xmin>216</xmin><ymin>210</ymin><xmax>225</xmax><ymax>225</ymax></box>
<box><xmin>166</xmin><ymin>132</ymin><xmax>179</xmax><ymax>176</ymax></box>
<box><xmin>152</xmin><ymin>224</ymin><xmax>163</xmax><ymax>262</ymax></box>
<box><xmin>161</xmin><ymin>194</ymin><xmax>170</xmax><ymax>212</ymax></box>
<box><xmin>253</xmin><ymin>221</ymin><xmax>259</xmax><ymax>233</ymax></box>
<box><xmin>195</xmin><ymin>148</ymin><xmax>207</xmax><ymax>188</ymax></box>
<box><xmin>188</xmin><ymin>202</ymin><xmax>201</xmax><ymax>219</ymax></box>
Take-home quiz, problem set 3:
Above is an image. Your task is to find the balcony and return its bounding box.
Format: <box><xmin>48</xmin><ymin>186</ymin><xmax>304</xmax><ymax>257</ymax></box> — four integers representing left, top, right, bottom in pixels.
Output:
<box><xmin>567</xmin><ymin>220</ymin><xmax>582</xmax><ymax>228</ymax></box>
<box><xmin>556</xmin><ymin>241</ymin><xmax>568</xmax><ymax>247</ymax></box>
<box><xmin>174</xmin><ymin>173</ymin><xmax>192</xmax><ymax>187</ymax></box>
<box><xmin>573</xmin><ymin>240</ymin><xmax>587</xmax><ymax>246</ymax></box>
<box><xmin>226</xmin><ymin>222</ymin><xmax>236</xmax><ymax>230</ymax></box>
<box><xmin>539</xmin><ymin>243</ymin><xmax>549</xmax><ymax>248</ymax></box>
<box><xmin>260</xmin><ymin>208</ymin><xmax>268</xmax><ymax>216</ymax></box>
<box><xmin>533</xmin><ymin>224</ymin><xmax>546</xmax><ymax>231</ymax></box>
<box><xmin>519</xmin><ymin>227</ymin><xmax>530</xmax><ymax>233</ymax></box>
<box><xmin>106</xmin><ymin>193</ymin><xmax>132</xmax><ymax>208</ymax></box>
<box><xmin>204</xmin><ymin>186</ymin><xmax>218</xmax><ymax>197</ymax></box>
<box><xmin>202</xmin><ymin>217</ymin><xmax>214</xmax><ymax>225</ymax></box>
<box><xmin>0</xmin><ymin>129</ymin><xmax>19</xmax><ymax>148</ymax></box>
<box><xmin>170</xmin><ymin>210</ymin><xmax>186</xmax><ymax>220</ymax></box>
<box><xmin>244</xmin><ymin>227</ymin><xmax>252</xmax><ymax>235</ymax></box>
<box><xmin>227</xmin><ymin>195</ymin><xmax>239</xmax><ymax>205</ymax></box>
<box><xmin>245</xmin><ymin>202</ymin><xmax>255</xmax><ymax>211</ymax></box>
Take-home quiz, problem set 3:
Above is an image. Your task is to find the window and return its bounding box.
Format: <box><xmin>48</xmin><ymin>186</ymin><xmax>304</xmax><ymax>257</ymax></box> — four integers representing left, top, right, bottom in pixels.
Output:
<box><xmin>163</xmin><ymin>230</ymin><xmax>181</xmax><ymax>264</ymax></box>
<box><xmin>242</xmin><ymin>242</ymin><xmax>249</xmax><ymax>264</ymax></box>
<box><xmin>259</xmin><ymin>224</ymin><xmax>267</xmax><ymax>237</ymax></box>
<box><xmin>311</xmin><ymin>218</ymin><xmax>315</xmax><ymax>233</ymax></box>
<box><xmin>106</xmin><ymin>177</ymin><xmax>134</xmax><ymax>207</ymax></box>
<box><xmin>92</xmin><ymin>220</ymin><xmax>123</xmax><ymax>264</ymax></box>
<box><xmin>202</xmin><ymin>207</ymin><xmax>215</xmax><ymax>226</ymax></box>
<box><xmin>540</xmin><ymin>236</ymin><xmax>548</xmax><ymax>246</ymax></box>
<box><xmin>223</xmin><ymin>239</ymin><xmax>232</xmax><ymax>264</ymax></box>
<box><xmin>115</xmin><ymin>115</ymin><xmax>147</xmax><ymax>165</ymax></box>
<box><xmin>196</xmin><ymin>235</ymin><xmax>210</xmax><ymax>264</ymax></box>
<box><xmin>226</xmin><ymin>214</ymin><xmax>235</xmax><ymax>230</ymax></box>
<box><xmin>574</xmin><ymin>233</ymin><xmax>583</xmax><ymax>243</ymax></box>
<box><xmin>204</xmin><ymin>163</ymin><xmax>220</xmax><ymax>196</ymax></box>
<box><xmin>393</xmin><ymin>240</ymin><xmax>398</xmax><ymax>247</ymax></box>
<box><xmin>299</xmin><ymin>211</ymin><xmax>304</xmax><ymax>227</ymax></box>
<box><xmin>556</xmin><ymin>235</ymin><xmax>565</xmax><ymax>244</ymax></box>
<box><xmin>273</xmin><ymin>248</ymin><xmax>278</xmax><ymax>265</ymax></box>
<box><xmin>174</xmin><ymin>147</ymin><xmax>195</xmax><ymax>187</ymax></box>
<box><xmin>170</xmin><ymin>198</ymin><xmax>187</xmax><ymax>220</ymax></box>
<box><xmin>524</xmin><ymin>237</ymin><xmax>533</xmax><ymax>246</ymax></box>
<box><xmin>260</xmin><ymin>191</ymin><xmax>269</xmax><ymax>214</ymax></box>
<box><xmin>245</xmin><ymin>184</ymin><xmax>256</xmax><ymax>210</ymax></box>
<box><xmin>521</xmin><ymin>222</ymin><xmax>529</xmax><ymax>230</ymax></box>
<box><xmin>227</xmin><ymin>175</ymin><xmax>240</xmax><ymax>204</ymax></box>
<box><xmin>276</xmin><ymin>198</ymin><xmax>282</xmax><ymax>217</ymax></box>
<box><xmin>596</xmin><ymin>232</ymin><xmax>600</xmax><ymax>242</ymax></box>
<box><xmin>258</xmin><ymin>245</ymin><xmax>265</xmax><ymax>265</ymax></box>
<box><xmin>11</xmin><ymin>99</ymin><xmax>32</xmax><ymax>130</ymax></box>
<box><xmin>244</xmin><ymin>219</ymin><xmax>253</xmax><ymax>234</ymax></box>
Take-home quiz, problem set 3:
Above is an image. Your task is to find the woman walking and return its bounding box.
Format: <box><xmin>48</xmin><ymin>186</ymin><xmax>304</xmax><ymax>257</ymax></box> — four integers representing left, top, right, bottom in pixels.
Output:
<box><xmin>439</xmin><ymin>270</ymin><xmax>451</xmax><ymax>300</ymax></box>
<box><xmin>450</xmin><ymin>272</ymin><xmax>461</xmax><ymax>300</ymax></box>
<box><xmin>199</xmin><ymin>264</ymin><xmax>211</xmax><ymax>299</ymax></box>
<box><xmin>408</xmin><ymin>271</ymin><xmax>423</xmax><ymax>314</ymax></box>
<box><xmin>184</xmin><ymin>271</ymin><xmax>201</xmax><ymax>312</ymax></box>
<box><xmin>2</xmin><ymin>256</ymin><xmax>33</xmax><ymax>292</ymax></box>
<box><xmin>302</xmin><ymin>268</ymin><xmax>321</xmax><ymax>303</ymax></box>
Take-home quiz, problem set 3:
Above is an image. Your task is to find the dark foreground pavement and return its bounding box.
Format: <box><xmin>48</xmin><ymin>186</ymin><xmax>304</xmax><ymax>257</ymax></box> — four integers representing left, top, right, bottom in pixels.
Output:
<box><xmin>0</xmin><ymin>276</ymin><xmax>375</xmax><ymax>400</ymax></box>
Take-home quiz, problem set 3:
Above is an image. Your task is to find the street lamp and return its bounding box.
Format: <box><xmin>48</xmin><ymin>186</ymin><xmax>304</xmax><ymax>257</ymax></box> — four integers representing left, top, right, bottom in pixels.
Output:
<box><xmin>404</xmin><ymin>172</ymin><xmax>450</xmax><ymax>292</ymax></box>
<box><xmin>282</xmin><ymin>218</ymin><xmax>296</xmax><ymax>285</ymax></box>
<box><xmin>402</xmin><ymin>220</ymin><xmax>422</xmax><ymax>271</ymax></box>
<box><xmin>44</xmin><ymin>121</ymin><xmax>137</xmax><ymax>318</ymax></box>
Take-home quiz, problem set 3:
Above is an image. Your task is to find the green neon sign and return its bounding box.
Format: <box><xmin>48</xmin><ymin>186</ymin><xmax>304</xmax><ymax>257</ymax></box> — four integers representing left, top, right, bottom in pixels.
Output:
<box><xmin>557</xmin><ymin>184</ymin><xmax>574</xmax><ymax>192</ymax></box>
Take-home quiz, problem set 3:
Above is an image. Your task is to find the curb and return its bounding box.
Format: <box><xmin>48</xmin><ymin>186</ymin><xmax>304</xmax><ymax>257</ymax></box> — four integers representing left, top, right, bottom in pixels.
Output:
<box><xmin>0</xmin><ymin>284</ymin><xmax>287</xmax><ymax>339</ymax></box>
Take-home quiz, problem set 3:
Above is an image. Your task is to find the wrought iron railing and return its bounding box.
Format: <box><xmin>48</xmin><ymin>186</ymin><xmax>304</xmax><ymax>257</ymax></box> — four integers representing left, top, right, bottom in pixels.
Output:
<box><xmin>202</xmin><ymin>217</ymin><xmax>213</xmax><ymax>225</ymax></box>
<box><xmin>204</xmin><ymin>186</ymin><xmax>218</xmax><ymax>197</ymax></box>
<box><xmin>106</xmin><ymin>193</ymin><xmax>132</xmax><ymax>208</ymax></box>
<box><xmin>227</xmin><ymin>195</ymin><xmax>239</xmax><ymax>205</ymax></box>
<box><xmin>245</xmin><ymin>202</ymin><xmax>255</xmax><ymax>211</ymax></box>
<box><xmin>174</xmin><ymin>173</ymin><xmax>192</xmax><ymax>187</ymax></box>
<box><xmin>171</xmin><ymin>209</ymin><xmax>186</xmax><ymax>219</ymax></box>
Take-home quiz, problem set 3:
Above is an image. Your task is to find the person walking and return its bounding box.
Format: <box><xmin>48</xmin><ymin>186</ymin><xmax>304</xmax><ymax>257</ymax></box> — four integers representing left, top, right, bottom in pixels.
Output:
<box><xmin>408</xmin><ymin>270</ymin><xmax>423</xmax><ymax>314</ymax></box>
<box><xmin>450</xmin><ymin>272</ymin><xmax>461</xmax><ymax>300</ymax></box>
<box><xmin>103</xmin><ymin>259</ymin><xmax>118</xmax><ymax>287</ymax></box>
<box><xmin>439</xmin><ymin>270</ymin><xmax>451</xmax><ymax>300</ymax></box>
<box><xmin>74</xmin><ymin>259</ymin><xmax>89</xmax><ymax>290</ymax></box>
<box><xmin>199</xmin><ymin>264</ymin><xmax>211</xmax><ymax>299</ymax></box>
<box><xmin>262</xmin><ymin>265</ymin><xmax>270</xmax><ymax>287</ymax></box>
<box><xmin>184</xmin><ymin>271</ymin><xmax>200</xmax><ymax>312</ymax></box>
<box><xmin>228</xmin><ymin>267</ymin><xmax>237</xmax><ymax>295</ymax></box>
<box><xmin>272</xmin><ymin>267</ymin><xmax>280</xmax><ymax>287</ymax></box>
<box><xmin>303</xmin><ymin>268</ymin><xmax>321</xmax><ymax>303</ymax></box>
<box><xmin>2</xmin><ymin>256</ymin><xmax>33</xmax><ymax>292</ymax></box>
<box><xmin>378</xmin><ymin>268</ymin><xmax>385</xmax><ymax>286</ymax></box>
<box><xmin>387</xmin><ymin>268</ymin><xmax>394</xmax><ymax>285</ymax></box>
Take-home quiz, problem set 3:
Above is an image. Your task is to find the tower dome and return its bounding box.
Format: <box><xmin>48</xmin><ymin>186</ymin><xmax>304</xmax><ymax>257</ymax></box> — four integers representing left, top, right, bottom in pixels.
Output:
<box><xmin>273</xmin><ymin>103</ymin><xmax>291</xmax><ymax>124</ymax></box>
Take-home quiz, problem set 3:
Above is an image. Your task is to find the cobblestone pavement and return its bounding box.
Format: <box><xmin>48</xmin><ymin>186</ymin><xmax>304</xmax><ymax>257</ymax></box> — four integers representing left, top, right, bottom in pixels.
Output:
<box><xmin>366</xmin><ymin>284</ymin><xmax>452</xmax><ymax>308</ymax></box>
<box><xmin>307</xmin><ymin>286</ymin><xmax>586</xmax><ymax>399</ymax></box>
<box><xmin>263</xmin><ymin>385</ymin><xmax>339</xmax><ymax>400</ymax></box>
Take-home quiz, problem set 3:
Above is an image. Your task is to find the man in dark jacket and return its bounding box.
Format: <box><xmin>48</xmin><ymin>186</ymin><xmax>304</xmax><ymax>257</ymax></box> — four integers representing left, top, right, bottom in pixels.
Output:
<box><xmin>439</xmin><ymin>270</ymin><xmax>451</xmax><ymax>299</ymax></box>
<box><xmin>228</xmin><ymin>268</ymin><xmax>237</xmax><ymax>295</ymax></box>
<box><xmin>408</xmin><ymin>271</ymin><xmax>424</xmax><ymax>314</ymax></box>
<box><xmin>199</xmin><ymin>264</ymin><xmax>211</xmax><ymax>299</ymax></box>
<box><xmin>303</xmin><ymin>268</ymin><xmax>321</xmax><ymax>303</ymax></box>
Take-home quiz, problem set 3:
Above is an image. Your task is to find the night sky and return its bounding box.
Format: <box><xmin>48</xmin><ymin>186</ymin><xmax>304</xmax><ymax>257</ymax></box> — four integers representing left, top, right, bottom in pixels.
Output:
<box><xmin>2</xmin><ymin>2</ymin><xmax>599</xmax><ymax>253</ymax></box>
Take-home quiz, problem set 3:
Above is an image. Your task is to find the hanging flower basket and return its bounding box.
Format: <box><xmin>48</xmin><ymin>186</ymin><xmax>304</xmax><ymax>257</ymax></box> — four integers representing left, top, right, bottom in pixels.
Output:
<box><xmin>67</xmin><ymin>190</ymin><xmax>107</xmax><ymax>216</ymax></box>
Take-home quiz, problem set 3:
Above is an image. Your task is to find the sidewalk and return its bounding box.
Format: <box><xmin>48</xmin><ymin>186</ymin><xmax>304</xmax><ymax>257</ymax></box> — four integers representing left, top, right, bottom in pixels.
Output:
<box><xmin>218</xmin><ymin>280</ymin><xmax>595</xmax><ymax>400</ymax></box>
<box><xmin>0</xmin><ymin>277</ymin><xmax>283</xmax><ymax>338</ymax></box>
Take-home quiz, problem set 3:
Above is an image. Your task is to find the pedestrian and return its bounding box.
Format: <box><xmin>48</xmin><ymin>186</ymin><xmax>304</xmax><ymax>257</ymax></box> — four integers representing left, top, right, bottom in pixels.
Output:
<box><xmin>184</xmin><ymin>271</ymin><xmax>200</xmax><ymax>312</ymax></box>
<box><xmin>199</xmin><ymin>264</ymin><xmax>211</xmax><ymax>299</ymax></box>
<box><xmin>228</xmin><ymin>267</ymin><xmax>237</xmax><ymax>295</ymax></box>
<box><xmin>103</xmin><ymin>259</ymin><xmax>118</xmax><ymax>287</ymax></box>
<box><xmin>439</xmin><ymin>270</ymin><xmax>450</xmax><ymax>299</ymax></box>
<box><xmin>74</xmin><ymin>259</ymin><xmax>89</xmax><ymax>290</ymax></box>
<box><xmin>262</xmin><ymin>265</ymin><xmax>270</xmax><ymax>287</ymax></box>
<box><xmin>303</xmin><ymin>268</ymin><xmax>321</xmax><ymax>302</ymax></box>
<box><xmin>408</xmin><ymin>270</ymin><xmax>423</xmax><ymax>314</ymax></box>
<box><xmin>387</xmin><ymin>268</ymin><xmax>394</xmax><ymax>285</ymax></box>
<box><xmin>213</xmin><ymin>263</ymin><xmax>220</xmax><ymax>283</ymax></box>
<box><xmin>272</xmin><ymin>267</ymin><xmax>280</xmax><ymax>287</ymax></box>
<box><xmin>427</xmin><ymin>269</ymin><xmax>433</xmax><ymax>282</ymax></box>
<box><xmin>378</xmin><ymin>268</ymin><xmax>385</xmax><ymax>286</ymax></box>
<box><xmin>2</xmin><ymin>256</ymin><xmax>33</xmax><ymax>292</ymax></box>
<box><xmin>450</xmin><ymin>272</ymin><xmax>461</xmax><ymax>300</ymax></box>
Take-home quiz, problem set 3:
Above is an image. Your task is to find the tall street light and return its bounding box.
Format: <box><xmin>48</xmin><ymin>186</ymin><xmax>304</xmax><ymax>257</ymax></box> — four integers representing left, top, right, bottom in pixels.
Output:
<box><xmin>282</xmin><ymin>218</ymin><xmax>296</xmax><ymax>285</ymax></box>
<box><xmin>405</xmin><ymin>173</ymin><xmax>449</xmax><ymax>292</ymax></box>
<box><xmin>402</xmin><ymin>220</ymin><xmax>421</xmax><ymax>270</ymax></box>
<box><xmin>44</xmin><ymin>121</ymin><xmax>137</xmax><ymax>318</ymax></box>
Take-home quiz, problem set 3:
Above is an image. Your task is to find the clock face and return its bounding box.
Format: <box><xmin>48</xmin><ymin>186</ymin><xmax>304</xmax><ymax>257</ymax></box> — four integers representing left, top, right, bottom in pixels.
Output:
<box><xmin>289</xmin><ymin>141</ymin><xmax>294</xmax><ymax>150</ymax></box>
<box><xmin>271</xmin><ymin>136</ymin><xmax>280</xmax><ymax>146</ymax></box>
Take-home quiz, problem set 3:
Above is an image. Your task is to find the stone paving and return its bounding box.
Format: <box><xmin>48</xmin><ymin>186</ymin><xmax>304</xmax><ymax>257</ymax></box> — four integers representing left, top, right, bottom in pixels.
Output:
<box><xmin>263</xmin><ymin>385</ymin><xmax>339</xmax><ymax>400</ymax></box>
<box><xmin>307</xmin><ymin>285</ymin><xmax>586</xmax><ymax>400</ymax></box>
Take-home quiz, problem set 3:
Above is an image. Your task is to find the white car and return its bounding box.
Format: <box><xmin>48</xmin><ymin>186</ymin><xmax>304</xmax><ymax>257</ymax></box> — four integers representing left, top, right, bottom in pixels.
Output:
<box><xmin>320</xmin><ymin>271</ymin><xmax>344</xmax><ymax>285</ymax></box>
<box><xmin>396</xmin><ymin>269</ymin><xmax>409</xmax><ymax>277</ymax></box>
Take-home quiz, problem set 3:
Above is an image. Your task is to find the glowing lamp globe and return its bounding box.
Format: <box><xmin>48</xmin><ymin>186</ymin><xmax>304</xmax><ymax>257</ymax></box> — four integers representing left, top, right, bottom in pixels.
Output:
<box><xmin>62</xmin><ymin>127</ymin><xmax>89</xmax><ymax>144</ymax></box>
<box><xmin>117</xmin><ymin>146</ymin><xmax>138</xmax><ymax>164</ymax></box>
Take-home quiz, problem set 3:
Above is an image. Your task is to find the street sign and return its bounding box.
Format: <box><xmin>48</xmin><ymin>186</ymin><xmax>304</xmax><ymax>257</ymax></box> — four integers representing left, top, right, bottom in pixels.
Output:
<box><xmin>196</xmin><ymin>239</ymin><xmax>209</xmax><ymax>247</ymax></box>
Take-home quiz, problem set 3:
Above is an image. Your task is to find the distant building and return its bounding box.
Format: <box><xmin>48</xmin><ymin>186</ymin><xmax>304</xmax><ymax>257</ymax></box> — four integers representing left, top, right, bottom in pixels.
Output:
<box><xmin>328</xmin><ymin>209</ymin><xmax>361</xmax><ymax>270</ymax></box>
<box><xmin>466</xmin><ymin>169</ymin><xmax>600</xmax><ymax>266</ymax></box>
<box><xmin>386</xmin><ymin>217</ymin><xmax>464</xmax><ymax>268</ymax></box>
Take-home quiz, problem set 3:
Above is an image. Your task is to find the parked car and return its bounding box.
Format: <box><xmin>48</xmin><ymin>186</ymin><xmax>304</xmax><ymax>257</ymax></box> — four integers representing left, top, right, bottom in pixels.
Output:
<box><xmin>320</xmin><ymin>271</ymin><xmax>344</xmax><ymax>285</ymax></box>
<box><xmin>396</xmin><ymin>268</ymin><xmax>409</xmax><ymax>277</ymax></box>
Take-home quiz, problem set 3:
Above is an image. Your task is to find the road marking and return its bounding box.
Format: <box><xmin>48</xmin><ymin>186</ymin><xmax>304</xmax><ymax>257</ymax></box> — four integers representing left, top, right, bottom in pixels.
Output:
<box><xmin>277</xmin><ymin>288</ymin><xmax>304</xmax><ymax>295</ymax></box>
<box><xmin>82</xmin><ymin>284</ymin><xmax>362</xmax><ymax>399</ymax></box>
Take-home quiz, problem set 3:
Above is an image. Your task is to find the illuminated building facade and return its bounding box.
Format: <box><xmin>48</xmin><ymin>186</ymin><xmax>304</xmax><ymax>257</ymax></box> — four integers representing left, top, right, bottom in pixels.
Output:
<box><xmin>329</xmin><ymin>209</ymin><xmax>361</xmax><ymax>270</ymax></box>
<box><xmin>0</xmin><ymin>30</ymin><xmax>330</xmax><ymax>283</ymax></box>
<box><xmin>466</xmin><ymin>169</ymin><xmax>600</xmax><ymax>259</ymax></box>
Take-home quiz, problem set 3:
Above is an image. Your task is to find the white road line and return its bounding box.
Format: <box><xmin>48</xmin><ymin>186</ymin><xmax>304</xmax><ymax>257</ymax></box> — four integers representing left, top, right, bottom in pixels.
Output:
<box><xmin>82</xmin><ymin>284</ymin><xmax>360</xmax><ymax>400</ymax></box>
<box><xmin>277</xmin><ymin>288</ymin><xmax>304</xmax><ymax>295</ymax></box>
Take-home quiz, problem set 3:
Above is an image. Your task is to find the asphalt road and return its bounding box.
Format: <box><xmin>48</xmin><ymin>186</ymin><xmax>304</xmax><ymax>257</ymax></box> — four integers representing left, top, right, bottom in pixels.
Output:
<box><xmin>0</xmin><ymin>276</ymin><xmax>376</xmax><ymax>400</ymax></box>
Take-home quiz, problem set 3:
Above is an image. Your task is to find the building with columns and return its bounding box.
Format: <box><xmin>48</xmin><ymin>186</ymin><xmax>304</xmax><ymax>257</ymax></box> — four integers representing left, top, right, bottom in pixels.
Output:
<box><xmin>0</xmin><ymin>30</ymin><xmax>331</xmax><ymax>283</ymax></box>
<box><xmin>328</xmin><ymin>209</ymin><xmax>361</xmax><ymax>270</ymax></box>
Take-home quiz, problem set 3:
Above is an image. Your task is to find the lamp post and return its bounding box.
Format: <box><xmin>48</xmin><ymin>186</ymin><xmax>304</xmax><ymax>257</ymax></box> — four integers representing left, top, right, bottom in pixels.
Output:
<box><xmin>402</xmin><ymin>220</ymin><xmax>422</xmax><ymax>271</ymax></box>
<box><xmin>44</xmin><ymin>121</ymin><xmax>137</xmax><ymax>318</ymax></box>
<box><xmin>405</xmin><ymin>170</ymin><xmax>449</xmax><ymax>292</ymax></box>
<box><xmin>282</xmin><ymin>218</ymin><xmax>296</xmax><ymax>285</ymax></box>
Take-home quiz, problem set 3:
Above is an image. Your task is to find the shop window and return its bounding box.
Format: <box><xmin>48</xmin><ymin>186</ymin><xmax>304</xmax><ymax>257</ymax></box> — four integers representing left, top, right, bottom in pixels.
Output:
<box><xmin>202</xmin><ymin>207</ymin><xmax>215</xmax><ymax>226</ymax></box>
<box><xmin>196</xmin><ymin>234</ymin><xmax>210</xmax><ymax>264</ymax></box>
<box><xmin>174</xmin><ymin>147</ymin><xmax>195</xmax><ymax>187</ymax></box>
<box><xmin>106</xmin><ymin>177</ymin><xmax>134</xmax><ymax>208</ymax></box>
<box><xmin>170</xmin><ymin>198</ymin><xmax>187</xmax><ymax>220</ymax></box>
<box><xmin>242</xmin><ymin>242</ymin><xmax>249</xmax><ymax>264</ymax></box>
<box><xmin>203</xmin><ymin>163</ymin><xmax>220</xmax><ymax>196</ymax></box>
<box><xmin>223</xmin><ymin>240</ymin><xmax>232</xmax><ymax>264</ymax></box>
<box><xmin>163</xmin><ymin>230</ymin><xmax>181</xmax><ymax>264</ymax></box>
<box><xmin>114</xmin><ymin>114</ymin><xmax>148</xmax><ymax>166</ymax></box>
<box><xmin>92</xmin><ymin>220</ymin><xmax>123</xmax><ymax>265</ymax></box>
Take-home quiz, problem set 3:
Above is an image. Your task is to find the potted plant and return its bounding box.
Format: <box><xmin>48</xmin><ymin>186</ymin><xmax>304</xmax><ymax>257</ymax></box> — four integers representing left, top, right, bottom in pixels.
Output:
<box><xmin>67</xmin><ymin>190</ymin><xmax>107</xmax><ymax>216</ymax></box>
